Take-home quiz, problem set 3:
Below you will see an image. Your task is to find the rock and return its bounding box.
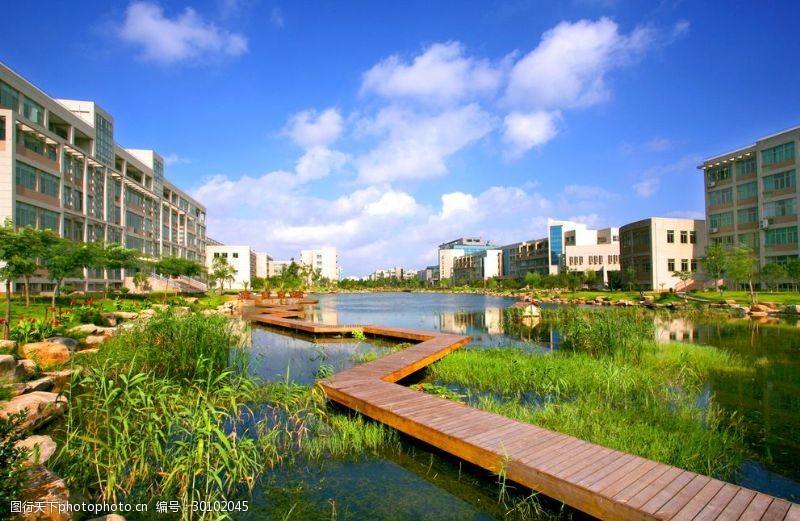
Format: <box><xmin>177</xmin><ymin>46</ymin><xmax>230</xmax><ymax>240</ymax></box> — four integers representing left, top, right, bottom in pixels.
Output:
<box><xmin>0</xmin><ymin>391</ymin><xmax>67</xmax><ymax>431</ymax></box>
<box><xmin>138</xmin><ymin>309</ymin><xmax>156</xmax><ymax>318</ymax></box>
<box><xmin>18</xmin><ymin>359</ymin><xmax>37</xmax><ymax>376</ymax></box>
<box><xmin>75</xmin><ymin>348</ymin><xmax>99</xmax><ymax>356</ymax></box>
<box><xmin>69</xmin><ymin>324</ymin><xmax>101</xmax><ymax>334</ymax></box>
<box><xmin>783</xmin><ymin>305</ymin><xmax>800</xmax><ymax>314</ymax></box>
<box><xmin>112</xmin><ymin>311</ymin><xmax>138</xmax><ymax>320</ymax></box>
<box><xmin>42</xmin><ymin>369</ymin><xmax>77</xmax><ymax>390</ymax></box>
<box><xmin>16</xmin><ymin>435</ymin><xmax>57</xmax><ymax>465</ymax></box>
<box><xmin>20</xmin><ymin>342</ymin><xmax>70</xmax><ymax>370</ymax></box>
<box><xmin>1</xmin><ymin>353</ymin><xmax>21</xmax><ymax>381</ymax></box>
<box><xmin>184</xmin><ymin>297</ymin><xmax>198</xmax><ymax>304</ymax></box>
<box><xmin>173</xmin><ymin>306</ymin><xmax>191</xmax><ymax>317</ymax></box>
<box><xmin>641</xmin><ymin>295</ymin><xmax>655</xmax><ymax>304</ymax></box>
<box><xmin>21</xmin><ymin>377</ymin><xmax>55</xmax><ymax>394</ymax></box>
<box><xmin>18</xmin><ymin>465</ymin><xmax>71</xmax><ymax>520</ymax></box>
<box><xmin>0</xmin><ymin>339</ymin><xmax>18</xmax><ymax>350</ymax></box>
<box><xmin>729</xmin><ymin>306</ymin><xmax>747</xmax><ymax>318</ymax></box>
<box><xmin>749</xmin><ymin>311</ymin><xmax>768</xmax><ymax>318</ymax></box>
<box><xmin>724</xmin><ymin>299</ymin><xmax>737</xmax><ymax>305</ymax></box>
<box><xmin>750</xmin><ymin>304</ymin><xmax>770</xmax><ymax>313</ymax></box>
<box><xmin>151</xmin><ymin>304</ymin><xmax>169</xmax><ymax>311</ymax></box>
<box><xmin>45</xmin><ymin>337</ymin><xmax>79</xmax><ymax>352</ymax></box>
<box><xmin>84</xmin><ymin>335</ymin><xmax>108</xmax><ymax>345</ymax></box>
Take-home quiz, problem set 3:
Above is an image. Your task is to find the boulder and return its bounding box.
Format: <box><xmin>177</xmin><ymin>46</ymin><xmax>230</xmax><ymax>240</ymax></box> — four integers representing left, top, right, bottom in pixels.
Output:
<box><xmin>75</xmin><ymin>348</ymin><xmax>99</xmax><ymax>356</ymax></box>
<box><xmin>1</xmin><ymin>353</ymin><xmax>21</xmax><ymax>381</ymax></box>
<box><xmin>184</xmin><ymin>297</ymin><xmax>199</xmax><ymax>304</ymax></box>
<box><xmin>0</xmin><ymin>391</ymin><xmax>67</xmax><ymax>431</ymax></box>
<box><xmin>20</xmin><ymin>342</ymin><xmax>70</xmax><ymax>369</ymax></box>
<box><xmin>729</xmin><ymin>306</ymin><xmax>747</xmax><ymax>318</ymax></box>
<box><xmin>138</xmin><ymin>309</ymin><xmax>156</xmax><ymax>319</ymax></box>
<box><xmin>724</xmin><ymin>299</ymin><xmax>737</xmax><ymax>306</ymax></box>
<box><xmin>0</xmin><ymin>339</ymin><xmax>18</xmax><ymax>350</ymax></box>
<box><xmin>45</xmin><ymin>337</ymin><xmax>79</xmax><ymax>352</ymax></box>
<box><xmin>150</xmin><ymin>304</ymin><xmax>169</xmax><ymax>311</ymax></box>
<box><xmin>18</xmin><ymin>466</ymin><xmax>71</xmax><ymax>520</ymax></box>
<box><xmin>84</xmin><ymin>335</ymin><xmax>108</xmax><ymax>345</ymax></box>
<box><xmin>173</xmin><ymin>306</ymin><xmax>191</xmax><ymax>317</ymax></box>
<box><xmin>749</xmin><ymin>311</ymin><xmax>768</xmax><ymax>318</ymax></box>
<box><xmin>42</xmin><ymin>369</ymin><xmax>77</xmax><ymax>390</ymax></box>
<box><xmin>69</xmin><ymin>324</ymin><xmax>101</xmax><ymax>334</ymax></box>
<box><xmin>112</xmin><ymin>311</ymin><xmax>138</xmax><ymax>320</ymax></box>
<box><xmin>750</xmin><ymin>304</ymin><xmax>770</xmax><ymax>313</ymax></box>
<box><xmin>17</xmin><ymin>359</ymin><xmax>37</xmax><ymax>376</ymax></box>
<box><xmin>20</xmin><ymin>377</ymin><xmax>55</xmax><ymax>395</ymax></box>
<box><xmin>16</xmin><ymin>435</ymin><xmax>57</xmax><ymax>465</ymax></box>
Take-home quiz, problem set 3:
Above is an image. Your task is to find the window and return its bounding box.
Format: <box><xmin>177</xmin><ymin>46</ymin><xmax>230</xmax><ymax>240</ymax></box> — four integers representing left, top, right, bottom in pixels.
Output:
<box><xmin>707</xmin><ymin>165</ymin><xmax>731</xmax><ymax>183</ymax></box>
<box><xmin>709</xmin><ymin>212</ymin><xmax>734</xmax><ymax>229</ymax></box>
<box><xmin>763</xmin><ymin>169</ymin><xmax>796</xmax><ymax>192</ymax></box>
<box><xmin>689</xmin><ymin>231</ymin><xmax>697</xmax><ymax>244</ymax></box>
<box><xmin>0</xmin><ymin>81</ymin><xmax>19</xmax><ymax>110</ymax></box>
<box><xmin>708</xmin><ymin>188</ymin><xmax>733</xmax><ymax>206</ymax></box>
<box><xmin>126</xmin><ymin>211</ymin><xmax>144</xmax><ymax>231</ymax></box>
<box><xmin>126</xmin><ymin>235</ymin><xmax>144</xmax><ymax>250</ymax></box>
<box><xmin>680</xmin><ymin>231</ymin><xmax>688</xmax><ymax>244</ymax></box>
<box><xmin>735</xmin><ymin>156</ymin><xmax>757</xmax><ymax>176</ymax></box>
<box><xmin>763</xmin><ymin>198</ymin><xmax>796</xmax><ymax>218</ymax></box>
<box><xmin>667</xmin><ymin>259</ymin><xmax>675</xmax><ymax>272</ymax></box>
<box><xmin>690</xmin><ymin>259</ymin><xmax>698</xmax><ymax>271</ymax></box>
<box><xmin>764</xmin><ymin>226</ymin><xmax>798</xmax><ymax>246</ymax></box>
<box><xmin>15</xmin><ymin>202</ymin><xmax>37</xmax><ymax>227</ymax></box>
<box><xmin>233</xmin><ymin>252</ymin><xmax>239</xmax><ymax>258</ymax></box>
<box><xmin>667</xmin><ymin>230</ymin><xmax>674</xmax><ymax>243</ymax></box>
<box><xmin>15</xmin><ymin>161</ymin><xmax>37</xmax><ymax>189</ymax></box>
<box><xmin>738</xmin><ymin>232</ymin><xmax>759</xmax><ymax>250</ymax></box>
<box><xmin>736</xmin><ymin>181</ymin><xmax>757</xmax><ymax>201</ymax></box>
<box><xmin>40</xmin><ymin>172</ymin><xmax>59</xmax><ymax>198</ymax></box>
<box><xmin>737</xmin><ymin>207</ymin><xmax>758</xmax><ymax>224</ymax></box>
<box><xmin>681</xmin><ymin>259</ymin><xmax>689</xmax><ymax>271</ymax></box>
<box><xmin>22</xmin><ymin>97</ymin><xmax>44</xmax><ymax>125</ymax></box>
<box><xmin>125</xmin><ymin>189</ymin><xmax>145</xmax><ymax>207</ymax></box>
<box><xmin>0</xmin><ymin>116</ymin><xmax>5</xmax><ymax>140</ymax></box>
<box><xmin>761</xmin><ymin>141</ymin><xmax>795</xmax><ymax>167</ymax></box>
<box><xmin>766</xmin><ymin>255</ymin><xmax>798</xmax><ymax>266</ymax></box>
<box><xmin>94</xmin><ymin>114</ymin><xmax>114</xmax><ymax>167</ymax></box>
<box><xmin>41</xmin><ymin>209</ymin><xmax>59</xmax><ymax>232</ymax></box>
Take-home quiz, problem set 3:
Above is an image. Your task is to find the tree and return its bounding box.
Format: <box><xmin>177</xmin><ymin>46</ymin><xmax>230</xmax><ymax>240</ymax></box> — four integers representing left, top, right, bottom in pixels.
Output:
<box><xmin>524</xmin><ymin>271</ymin><xmax>541</xmax><ymax>289</ymax></box>
<box><xmin>102</xmin><ymin>244</ymin><xmax>142</xmax><ymax>293</ymax></box>
<box><xmin>133</xmin><ymin>271</ymin><xmax>149</xmax><ymax>293</ymax></box>
<box><xmin>0</xmin><ymin>221</ymin><xmax>44</xmax><ymax>339</ymax></box>
<box><xmin>623</xmin><ymin>266</ymin><xmax>637</xmax><ymax>291</ymax></box>
<box><xmin>672</xmin><ymin>270</ymin><xmax>692</xmax><ymax>293</ymax></box>
<box><xmin>726</xmin><ymin>245</ymin><xmax>758</xmax><ymax>303</ymax></box>
<box><xmin>154</xmin><ymin>256</ymin><xmax>202</xmax><ymax>295</ymax></box>
<box><xmin>14</xmin><ymin>227</ymin><xmax>47</xmax><ymax>307</ymax></box>
<box><xmin>209</xmin><ymin>256</ymin><xmax>237</xmax><ymax>294</ymax></box>
<box><xmin>582</xmin><ymin>269</ymin><xmax>597</xmax><ymax>290</ymax></box>
<box><xmin>760</xmin><ymin>263</ymin><xmax>786</xmax><ymax>293</ymax></box>
<box><xmin>785</xmin><ymin>258</ymin><xmax>800</xmax><ymax>291</ymax></box>
<box><xmin>41</xmin><ymin>237</ymin><xmax>101</xmax><ymax>307</ymax></box>
<box><xmin>702</xmin><ymin>243</ymin><xmax>727</xmax><ymax>292</ymax></box>
<box><xmin>250</xmin><ymin>276</ymin><xmax>267</xmax><ymax>292</ymax></box>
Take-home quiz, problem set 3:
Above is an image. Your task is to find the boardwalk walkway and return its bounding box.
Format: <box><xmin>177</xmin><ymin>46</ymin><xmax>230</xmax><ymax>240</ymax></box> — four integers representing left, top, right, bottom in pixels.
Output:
<box><xmin>249</xmin><ymin>304</ymin><xmax>799</xmax><ymax>520</ymax></box>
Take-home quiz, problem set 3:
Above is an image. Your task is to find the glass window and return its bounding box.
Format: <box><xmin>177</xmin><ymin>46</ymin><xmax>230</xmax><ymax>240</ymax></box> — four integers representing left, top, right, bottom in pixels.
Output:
<box><xmin>233</xmin><ymin>252</ymin><xmax>239</xmax><ymax>258</ymax></box>
<box><xmin>40</xmin><ymin>209</ymin><xmax>59</xmax><ymax>231</ymax></box>
<box><xmin>0</xmin><ymin>116</ymin><xmax>5</xmax><ymax>141</ymax></box>
<box><xmin>667</xmin><ymin>259</ymin><xmax>675</xmax><ymax>272</ymax></box>
<box><xmin>0</xmin><ymin>81</ymin><xmax>19</xmax><ymax>110</ymax></box>
<box><xmin>764</xmin><ymin>198</ymin><xmax>796</xmax><ymax>218</ymax></box>
<box><xmin>666</xmin><ymin>230</ymin><xmax>674</xmax><ymax>243</ymax></box>
<box><xmin>15</xmin><ymin>161</ymin><xmax>37</xmax><ymax>189</ymax></box>
<box><xmin>126</xmin><ymin>211</ymin><xmax>144</xmax><ymax>230</ymax></box>
<box><xmin>738</xmin><ymin>232</ymin><xmax>759</xmax><ymax>250</ymax></box>
<box><xmin>763</xmin><ymin>170</ymin><xmax>795</xmax><ymax>192</ymax></box>
<box><xmin>708</xmin><ymin>188</ymin><xmax>733</xmax><ymax>206</ymax></box>
<box><xmin>735</xmin><ymin>157</ymin><xmax>757</xmax><ymax>176</ymax></box>
<box><xmin>689</xmin><ymin>231</ymin><xmax>697</xmax><ymax>244</ymax></box>
<box><xmin>690</xmin><ymin>259</ymin><xmax>698</xmax><ymax>271</ymax></box>
<box><xmin>125</xmin><ymin>235</ymin><xmax>144</xmax><ymax>250</ymax></box>
<box><xmin>94</xmin><ymin>113</ymin><xmax>114</xmax><ymax>166</ymax></box>
<box><xmin>761</xmin><ymin>141</ymin><xmax>795</xmax><ymax>167</ymax></box>
<box><xmin>40</xmin><ymin>172</ymin><xmax>59</xmax><ymax>197</ymax></box>
<box><xmin>125</xmin><ymin>189</ymin><xmax>145</xmax><ymax>206</ymax></box>
<box><xmin>764</xmin><ymin>226</ymin><xmax>798</xmax><ymax>246</ymax></box>
<box><xmin>680</xmin><ymin>231</ymin><xmax>688</xmax><ymax>244</ymax></box>
<box><xmin>737</xmin><ymin>207</ymin><xmax>758</xmax><ymax>224</ymax></box>
<box><xmin>681</xmin><ymin>259</ymin><xmax>689</xmax><ymax>271</ymax></box>
<box><xmin>22</xmin><ymin>97</ymin><xmax>44</xmax><ymax>125</ymax></box>
<box><xmin>707</xmin><ymin>165</ymin><xmax>731</xmax><ymax>183</ymax></box>
<box><xmin>736</xmin><ymin>181</ymin><xmax>757</xmax><ymax>200</ymax></box>
<box><xmin>15</xmin><ymin>202</ymin><xmax>37</xmax><ymax>227</ymax></box>
<box><xmin>709</xmin><ymin>212</ymin><xmax>734</xmax><ymax>229</ymax></box>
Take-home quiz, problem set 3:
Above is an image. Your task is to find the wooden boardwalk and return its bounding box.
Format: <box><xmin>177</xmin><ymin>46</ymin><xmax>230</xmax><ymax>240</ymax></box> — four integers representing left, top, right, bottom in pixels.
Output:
<box><xmin>249</xmin><ymin>306</ymin><xmax>800</xmax><ymax>520</ymax></box>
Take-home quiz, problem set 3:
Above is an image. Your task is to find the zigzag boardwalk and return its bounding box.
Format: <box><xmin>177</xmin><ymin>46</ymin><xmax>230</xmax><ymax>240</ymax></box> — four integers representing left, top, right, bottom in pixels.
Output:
<box><xmin>248</xmin><ymin>302</ymin><xmax>799</xmax><ymax>520</ymax></box>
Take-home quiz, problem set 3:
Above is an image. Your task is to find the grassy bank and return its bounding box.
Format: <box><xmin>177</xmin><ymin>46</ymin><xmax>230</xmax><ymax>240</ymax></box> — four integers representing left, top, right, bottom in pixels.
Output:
<box><xmin>429</xmin><ymin>308</ymin><xmax>752</xmax><ymax>480</ymax></box>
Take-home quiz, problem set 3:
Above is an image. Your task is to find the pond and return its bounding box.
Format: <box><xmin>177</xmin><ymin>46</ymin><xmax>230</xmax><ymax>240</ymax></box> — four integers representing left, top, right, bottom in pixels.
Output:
<box><xmin>249</xmin><ymin>291</ymin><xmax>800</xmax><ymax>514</ymax></box>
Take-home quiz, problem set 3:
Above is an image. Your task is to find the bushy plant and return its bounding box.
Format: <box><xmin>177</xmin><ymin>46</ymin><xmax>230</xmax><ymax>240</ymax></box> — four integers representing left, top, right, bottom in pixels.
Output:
<box><xmin>0</xmin><ymin>411</ymin><xmax>29</xmax><ymax>519</ymax></box>
<box><xmin>10</xmin><ymin>317</ymin><xmax>64</xmax><ymax>343</ymax></box>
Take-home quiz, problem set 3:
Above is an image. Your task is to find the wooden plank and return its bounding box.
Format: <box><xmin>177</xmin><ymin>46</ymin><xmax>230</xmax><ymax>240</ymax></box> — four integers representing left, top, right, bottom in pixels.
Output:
<box><xmin>611</xmin><ymin>462</ymin><xmax>671</xmax><ymax>504</ymax></box>
<box><xmin>786</xmin><ymin>503</ymin><xmax>800</xmax><ymax>521</ymax></box>
<box><xmin>738</xmin><ymin>494</ymin><xmax>774</xmax><ymax>520</ymax></box>
<box><xmin>597</xmin><ymin>459</ymin><xmax>662</xmax><ymax>500</ymax></box>
<box><xmin>638</xmin><ymin>470</ymin><xmax>696</xmax><ymax>515</ymax></box>
<box><xmin>762</xmin><ymin>499</ymin><xmax>791</xmax><ymax>520</ymax></box>
<box><xmin>688</xmin><ymin>483</ymin><xmax>739</xmax><ymax>521</ymax></box>
<box><xmin>716</xmin><ymin>488</ymin><xmax>756</xmax><ymax>520</ymax></box>
<box><xmin>652</xmin><ymin>474</ymin><xmax>713</xmax><ymax>519</ymax></box>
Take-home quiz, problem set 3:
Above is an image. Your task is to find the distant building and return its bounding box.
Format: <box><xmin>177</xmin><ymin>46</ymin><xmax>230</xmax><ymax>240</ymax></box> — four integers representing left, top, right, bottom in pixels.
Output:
<box><xmin>438</xmin><ymin>237</ymin><xmax>492</xmax><ymax>282</ymax></box>
<box><xmin>254</xmin><ymin>252</ymin><xmax>273</xmax><ymax>279</ymax></box>
<box><xmin>268</xmin><ymin>260</ymin><xmax>292</xmax><ymax>278</ymax></box>
<box><xmin>206</xmin><ymin>245</ymin><xmax>257</xmax><ymax>289</ymax></box>
<box><xmin>452</xmin><ymin>249</ymin><xmax>503</xmax><ymax>284</ymax></box>
<box><xmin>619</xmin><ymin>217</ymin><xmax>705</xmax><ymax>291</ymax></box>
<box><xmin>699</xmin><ymin>126</ymin><xmax>798</xmax><ymax>274</ymax></box>
<box><xmin>300</xmin><ymin>247</ymin><xmax>339</xmax><ymax>281</ymax></box>
<box><xmin>369</xmin><ymin>266</ymin><xmax>405</xmax><ymax>280</ymax></box>
<box><xmin>417</xmin><ymin>265</ymin><xmax>439</xmax><ymax>285</ymax></box>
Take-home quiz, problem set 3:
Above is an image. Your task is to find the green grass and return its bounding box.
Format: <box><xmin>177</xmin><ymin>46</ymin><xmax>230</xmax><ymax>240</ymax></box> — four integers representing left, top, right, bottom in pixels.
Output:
<box><xmin>429</xmin><ymin>308</ymin><xmax>752</xmax><ymax>480</ymax></box>
<box><xmin>681</xmin><ymin>290</ymin><xmax>800</xmax><ymax>305</ymax></box>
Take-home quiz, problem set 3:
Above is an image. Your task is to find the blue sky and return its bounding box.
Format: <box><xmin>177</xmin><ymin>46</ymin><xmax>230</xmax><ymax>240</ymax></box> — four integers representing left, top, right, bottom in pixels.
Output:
<box><xmin>3</xmin><ymin>1</ymin><xmax>799</xmax><ymax>276</ymax></box>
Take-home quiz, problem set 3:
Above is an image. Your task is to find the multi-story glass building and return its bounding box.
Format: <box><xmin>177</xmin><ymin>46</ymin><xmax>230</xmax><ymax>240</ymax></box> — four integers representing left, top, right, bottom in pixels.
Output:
<box><xmin>700</xmin><ymin>126</ymin><xmax>798</xmax><ymax>270</ymax></box>
<box><xmin>0</xmin><ymin>62</ymin><xmax>206</xmax><ymax>291</ymax></box>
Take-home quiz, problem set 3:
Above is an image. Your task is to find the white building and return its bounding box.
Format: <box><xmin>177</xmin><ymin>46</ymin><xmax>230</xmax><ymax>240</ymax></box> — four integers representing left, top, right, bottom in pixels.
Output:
<box><xmin>254</xmin><ymin>251</ymin><xmax>273</xmax><ymax>279</ymax></box>
<box><xmin>206</xmin><ymin>244</ymin><xmax>256</xmax><ymax>289</ymax></box>
<box><xmin>300</xmin><ymin>247</ymin><xmax>339</xmax><ymax>281</ymax></box>
<box><xmin>452</xmin><ymin>249</ymin><xmax>503</xmax><ymax>284</ymax></box>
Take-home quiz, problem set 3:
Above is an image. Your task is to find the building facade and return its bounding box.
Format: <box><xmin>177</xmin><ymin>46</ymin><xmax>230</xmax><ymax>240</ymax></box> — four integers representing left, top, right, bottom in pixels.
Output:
<box><xmin>0</xmin><ymin>62</ymin><xmax>205</xmax><ymax>292</ymax></box>
<box><xmin>206</xmin><ymin>245</ymin><xmax>257</xmax><ymax>290</ymax></box>
<box><xmin>619</xmin><ymin>217</ymin><xmax>705</xmax><ymax>291</ymax></box>
<box><xmin>300</xmin><ymin>247</ymin><xmax>339</xmax><ymax>281</ymax></box>
<box><xmin>437</xmin><ymin>237</ymin><xmax>492</xmax><ymax>282</ymax></box>
<box><xmin>254</xmin><ymin>252</ymin><xmax>274</xmax><ymax>279</ymax></box>
<box><xmin>700</xmin><ymin>126</ymin><xmax>798</xmax><ymax>271</ymax></box>
<box><xmin>452</xmin><ymin>249</ymin><xmax>502</xmax><ymax>284</ymax></box>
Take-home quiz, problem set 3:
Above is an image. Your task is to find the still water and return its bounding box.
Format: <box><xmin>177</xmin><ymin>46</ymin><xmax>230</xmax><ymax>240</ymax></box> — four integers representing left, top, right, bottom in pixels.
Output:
<box><xmin>249</xmin><ymin>292</ymin><xmax>800</xmax><ymax>515</ymax></box>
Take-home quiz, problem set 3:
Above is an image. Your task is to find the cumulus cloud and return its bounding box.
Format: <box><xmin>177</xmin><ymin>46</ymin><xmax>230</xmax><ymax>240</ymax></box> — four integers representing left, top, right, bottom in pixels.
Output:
<box><xmin>505</xmin><ymin>17</ymin><xmax>653</xmax><ymax>110</ymax></box>
<box><xmin>295</xmin><ymin>147</ymin><xmax>348</xmax><ymax>181</ymax></box>
<box><xmin>162</xmin><ymin>153</ymin><xmax>191</xmax><ymax>165</ymax></box>
<box><xmin>361</xmin><ymin>42</ymin><xmax>502</xmax><ymax>104</ymax></box>
<box><xmin>284</xmin><ymin>108</ymin><xmax>344</xmax><ymax>149</ymax></box>
<box><xmin>633</xmin><ymin>177</ymin><xmax>660</xmax><ymax>198</ymax></box>
<box><xmin>502</xmin><ymin>110</ymin><xmax>560</xmax><ymax>157</ymax></box>
<box><xmin>355</xmin><ymin>104</ymin><xmax>495</xmax><ymax>183</ymax></box>
<box><xmin>117</xmin><ymin>1</ymin><xmax>247</xmax><ymax>64</ymax></box>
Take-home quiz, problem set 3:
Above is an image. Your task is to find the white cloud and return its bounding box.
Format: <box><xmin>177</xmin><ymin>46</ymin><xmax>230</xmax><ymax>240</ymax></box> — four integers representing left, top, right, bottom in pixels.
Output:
<box><xmin>566</xmin><ymin>213</ymin><xmax>602</xmax><ymax>228</ymax></box>
<box><xmin>162</xmin><ymin>153</ymin><xmax>191</xmax><ymax>165</ymax></box>
<box><xmin>633</xmin><ymin>177</ymin><xmax>660</xmax><ymax>198</ymax></box>
<box><xmin>355</xmin><ymin>104</ymin><xmax>495</xmax><ymax>183</ymax></box>
<box><xmin>505</xmin><ymin>17</ymin><xmax>653</xmax><ymax>110</ymax></box>
<box><xmin>502</xmin><ymin>110</ymin><xmax>560</xmax><ymax>157</ymax></box>
<box><xmin>631</xmin><ymin>154</ymin><xmax>702</xmax><ymax>199</ymax></box>
<box><xmin>361</xmin><ymin>42</ymin><xmax>502</xmax><ymax>104</ymax></box>
<box><xmin>295</xmin><ymin>147</ymin><xmax>348</xmax><ymax>181</ymax></box>
<box><xmin>270</xmin><ymin>7</ymin><xmax>285</xmax><ymax>27</ymax></box>
<box><xmin>118</xmin><ymin>1</ymin><xmax>248</xmax><ymax>64</ymax></box>
<box><xmin>284</xmin><ymin>108</ymin><xmax>344</xmax><ymax>149</ymax></box>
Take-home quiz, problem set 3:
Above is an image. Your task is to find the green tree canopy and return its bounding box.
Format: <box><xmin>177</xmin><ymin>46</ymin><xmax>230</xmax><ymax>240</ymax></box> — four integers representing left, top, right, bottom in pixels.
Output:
<box><xmin>702</xmin><ymin>243</ymin><xmax>727</xmax><ymax>292</ymax></box>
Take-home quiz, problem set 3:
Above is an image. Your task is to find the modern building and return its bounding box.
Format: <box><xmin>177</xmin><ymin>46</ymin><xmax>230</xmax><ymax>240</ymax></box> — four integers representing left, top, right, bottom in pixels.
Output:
<box><xmin>452</xmin><ymin>249</ymin><xmax>503</xmax><ymax>284</ymax></box>
<box><xmin>300</xmin><ymin>247</ymin><xmax>339</xmax><ymax>281</ymax></box>
<box><xmin>206</xmin><ymin>245</ymin><xmax>256</xmax><ymax>289</ymax></box>
<box><xmin>369</xmin><ymin>267</ymin><xmax>405</xmax><ymax>281</ymax></box>
<box><xmin>254</xmin><ymin>252</ymin><xmax>274</xmax><ymax>279</ymax></box>
<box><xmin>619</xmin><ymin>217</ymin><xmax>705</xmax><ymax>291</ymax></box>
<box><xmin>0</xmin><ymin>62</ymin><xmax>206</xmax><ymax>292</ymax></box>
<box><xmin>700</xmin><ymin>126</ymin><xmax>798</xmax><ymax>271</ymax></box>
<box><xmin>268</xmin><ymin>260</ymin><xmax>293</xmax><ymax>278</ymax></box>
<box><xmin>438</xmin><ymin>237</ymin><xmax>493</xmax><ymax>282</ymax></box>
<box><xmin>416</xmin><ymin>265</ymin><xmax>439</xmax><ymax>285</ymax></box>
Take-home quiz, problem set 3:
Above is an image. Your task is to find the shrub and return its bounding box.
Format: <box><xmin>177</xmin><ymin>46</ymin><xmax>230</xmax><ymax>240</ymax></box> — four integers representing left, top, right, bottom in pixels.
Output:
<box><xmin>0</xmin><ymin>411</ymin><xmax>29</xmax><ymax>519</ymax></box>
